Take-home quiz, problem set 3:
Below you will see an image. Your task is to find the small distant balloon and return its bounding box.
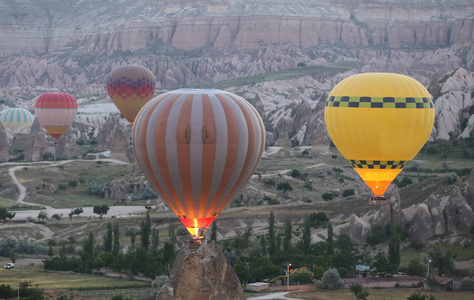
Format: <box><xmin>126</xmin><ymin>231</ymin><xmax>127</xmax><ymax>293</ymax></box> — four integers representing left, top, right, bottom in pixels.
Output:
<box><xmin>132</xmin><ymin>89</ymin><xmax>265</xmax><ymax>240</ymax></box>
<box><xmin>324</xmin><ymin>73</ymin><xmax>435</xmax><ymax>197</ymax></box>
<box><xmin>34</xmin><ymin>92</ymin><xmax>78</xmax><ymax>140</ymax></box>
<box><xmin>0</xmin><ymin>108</ymin><xmax>34</xmax><ymax>129</ymax></box>
<box><xmin>106</xmin><ymin>65</ymin><xmax>156</xmax><ymax>123</ymax></box>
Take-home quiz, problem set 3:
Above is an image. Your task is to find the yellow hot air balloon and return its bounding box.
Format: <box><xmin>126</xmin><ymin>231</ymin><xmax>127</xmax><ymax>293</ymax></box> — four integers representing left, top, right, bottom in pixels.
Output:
<box><xmin>324</xmin><ymin>73</ymin><xmax>435</xmax><ymax>203</ymax></box>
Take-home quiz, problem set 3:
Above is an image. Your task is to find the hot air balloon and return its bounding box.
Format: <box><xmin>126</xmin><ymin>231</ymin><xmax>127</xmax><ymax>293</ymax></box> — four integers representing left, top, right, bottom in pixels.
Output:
<box><xmin>34</xmin><ymin>92</ymin><xmax>78</xmax><ymax>140</ymax></box>
<box><xmin>106</xmin><ymin>65</ymin><xmax>156</xmax><ymax>123</ymax></box>
<box><xmin>132</xmin><ymin>89</ymin><xmax>265</xmax><ymax>246</ymax></box>
<box><xmin>324</xmin><ymin>73</ymin><xmax>435</xmax><ymax>204</ymax></box>
<box><xmin>0</xmin><ymin>108</ymin><xmax>34</xmax><ymax>130</ymax></box>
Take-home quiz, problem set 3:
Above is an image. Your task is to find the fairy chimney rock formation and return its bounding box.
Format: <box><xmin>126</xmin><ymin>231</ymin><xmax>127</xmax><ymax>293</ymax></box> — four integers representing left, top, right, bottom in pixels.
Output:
<box><xmin>24</xmin><ymin>118</ymin><xmax>46</xmax><ymax>162</ymax></box>
<box><xmin>0</xmin><ymin>123</ymin><xmax>9</xmax><ymax>162</ymax></box>
<box><xmin>156</xmin><ymin>241</ymin><xmax>245</xmax><ymax>300</ymax></box>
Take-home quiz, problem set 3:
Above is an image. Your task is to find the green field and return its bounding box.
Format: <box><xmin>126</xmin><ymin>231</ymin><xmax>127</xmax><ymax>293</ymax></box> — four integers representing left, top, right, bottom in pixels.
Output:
<box><xmin>289</xmin><ymin>288</ymin><xmax>474</xmax><ymax>300</ymax></box>
<box><xmin>0</xmin><ymin>264</ymin><xmax>148</xmax><ymax>290</ymax></box>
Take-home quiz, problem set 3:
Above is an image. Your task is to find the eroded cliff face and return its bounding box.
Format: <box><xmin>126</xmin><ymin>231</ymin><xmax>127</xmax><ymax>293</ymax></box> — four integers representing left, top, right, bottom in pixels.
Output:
<box><xmin>1</xmin><ymin>0</ymin><xmax>473</xmax><ymax>57</ymax></box>
<box><xmin>1</xmin><ymin>0</ymin><xmax>473</xmax><ymax>148</ymax></box>
<box><xmin>0</xmin><ymin>0</ymin><xmax>473</xmax><ymax>89</ymax></box>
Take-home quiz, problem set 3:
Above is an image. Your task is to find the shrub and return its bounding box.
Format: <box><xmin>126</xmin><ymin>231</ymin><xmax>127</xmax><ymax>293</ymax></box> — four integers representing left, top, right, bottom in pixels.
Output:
<box><xmin>409</xmin><ymin>241</ymin><xmax>425</xmax><ymax>251</ymax></box>
<box><xmin>407</xmin><ymin>292</ymin><xmax>436</xmax><ymax>300</ymax></box>
<box><xmin>277</xmin><ymin>182</ymin><xmax>293</xmax><ymax>193</ymax></box>
<box><xmin>461</xmin><ymin>277</ymin><xmax>474</xmax><ymax>291</ymax></box>
<box><xmin>263</xmin><ymin>179</ymin><xmax>275</xmax><ymax>187</ymax></box>
<box><xmin>68</xmin><ymin>180</ymin><xmax>78</xmax><ymax>188</ymax></box>
<box><xmin>58</xmin><ymin>184</ymin><xmax>67</xmax><ymax>190</ymax></box>
<box><xmin>318</xmin><ymin>268</ymin><xmax>343</xmax><ymax>290</ymax></box>
<box><xmin>289</xmin><ymin>169</ymin><xmax>301</xmax><ymax>179</ymax></box>
<box><xmin>89</xmin><ymin>181</ymin><xmax>106</xmax><ymax>196</ymax></box>
<box><xmin>304</xmin><ymin>182</ymin><xmax>313</xmax><ymax>190</ymax></box>
<box><xmin>141</xmin><ymin>186</ymin><xmax>158</xmax><ymax>200</ymax></box>
<box><xmin>321</xmin><ymin>193</ymin><xmax>333</xmax><ymax>201</ymax></box>
<box><xmin>407</xmin><ymin>259</ymin><xmax>426</xmax><ymax>277</ymax></box>
<box><xmin>342</xmin><ymin>189</ymin><xmax>355</xmax><ymax>197</ymax></box>
<box><xmin>442</xmin><ymin>173</ymin><xmax>458</xmax><ymax>184</ymax></box>
<box><xmin>397</xmin><ymin>177</ymin><xmax>413</xmax><ymax>188</ymax></box>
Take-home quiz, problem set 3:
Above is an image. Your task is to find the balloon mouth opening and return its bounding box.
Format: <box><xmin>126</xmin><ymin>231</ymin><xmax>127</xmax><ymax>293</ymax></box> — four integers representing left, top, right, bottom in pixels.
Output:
<box><xmin>178</xmin><ymin>217</ymin><xmax>217</xmax><ymax>239</ymax></box>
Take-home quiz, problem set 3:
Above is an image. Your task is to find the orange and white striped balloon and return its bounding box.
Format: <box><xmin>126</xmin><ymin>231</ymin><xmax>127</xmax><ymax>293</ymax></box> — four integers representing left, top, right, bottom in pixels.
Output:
<box><xmin>132</xmin><ymin>89</ymin><xmax>265</xmax><ymax>238</ymax></box>
<box><xmin>34</xmin><ymin>92</ymin><xmax>78</xmax><ymax>140</ymax></box>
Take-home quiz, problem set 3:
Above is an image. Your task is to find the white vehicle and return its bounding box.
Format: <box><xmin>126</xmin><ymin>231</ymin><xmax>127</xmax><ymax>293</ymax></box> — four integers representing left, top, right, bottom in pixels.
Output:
<box><xmin>4</xmin><ymin>263</ymin><xmax>14</xmax><ymax>269</ymax></box>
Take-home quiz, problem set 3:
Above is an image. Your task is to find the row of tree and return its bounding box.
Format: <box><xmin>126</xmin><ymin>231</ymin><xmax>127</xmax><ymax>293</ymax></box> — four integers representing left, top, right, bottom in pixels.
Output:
<box><xmin>43</xmin><ymin>213</ymin><xmax>177</xmax><ymax>279</ymax></box>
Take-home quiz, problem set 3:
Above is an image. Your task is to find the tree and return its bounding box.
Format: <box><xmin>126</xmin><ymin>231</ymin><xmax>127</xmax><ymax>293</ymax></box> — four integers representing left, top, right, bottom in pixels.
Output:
<box><xmin>51</xmin><ymin>213</ymin><xmax>62</xmax><ymax>222</ymax></box>
<box><xmin>277</xmin><ymin>182</ymin><xmax>293</xmax><ymax>193</ymax></box>
<box><xmin>124</xmin><ymin>226</ymin><xmax>140</xmax><ymax>248</ymax></box>
<box><xmin>371</xmin><ymin>252</ymin><xmax>391</xmax><ymax>276</ymax></box>
<box><xmin>407</xmin><ymin>292</ymin><xmax>435</xmax><ymax>300</ymax></box>
<box><xmin>210</xmin><ymin>222</ymin><xmax>217</xmax><ymax>242</ymax></box>
<box><xmin>321</xmin><ymin>193</ymin><xmax>333</xmax><ymax>201</ymax></box>
<box><xmin>59</xmin><ymin>244</ymin><xmax>66</xmax><ymax>258</ymax></box>
<box><xmin>103</xmin><ymin>222</ymin><xmax>113</xmax><ymax>252</ymax></box>
<box><xmin>0</xmin><ymin>207</ymin><xmax>15</xmax><ymax>223</ymax></box>
<box><xmin>48</xmin><ymin>246</ymin><xmax>54</xmax><ymax>257</ymax></box>
<box><xmin>310</xmin><ymin>212</ymin><xmax>329</xmax><ymax>227</ymax></box>
<box><xmin>68</xmin><ymin>180</ymin><xmax>78</xmax><ymax>188</ymax></box>
<box><xmin>9</xmin><ymin>249</ymin><xmax>16</xmax><ymax>264</ymax></box>
<box><xmin>81</xmin><ymin>232</ymin><xmax>95</xmax><ymax>262</ymax></box>
<box><xmin>168</xmin><ymin>224</ymin><xmax>176</xmax><ymax>246</ymax></box>
<box><xmin>289</xmin><ymin>169</ymin><xmax>301</xmax><ymax>179</ymax></box>
<box><xmin>37</xmin><ymin>211</ymin><xmax>48</xmax><ymax>221</ymax></box>
<box><xmin>93</xmin><ymin>205</ymin><xmax>110</xmax><ymax>220</ymax></box>
<box><xmin>318</xmin><ymin>268</ymin><xmax>343</xmax><ymax>290</ymax></box>
<box><xmin>388</xmin><ymin>225</ymin><xmax>401</xmax><ymax>270</ymax></box>
<box><xmin>234</xmin><ymin>261</ymin><xmax>251</xmax><ymax>284</ymax></box>
<box><xmin>163</xmin><ymin>242</ymin><xmax>175</xmax><ymax>273</ymax></box>
<box><xmin>112</xmin><ymin>223</ymin><xmax>120</xmax><ymax>255</ymax></box>
<box><xmin>268</xmin><ymin>211</ymin><xmax>276</xmax><ymax>255</ymax></box>
<box><xmin>429</xmin><ymin>247</ymin><xmax>455</xmax><ymax>277</ymax></box>
<box><xmin>260</xmin><ymin>234</ymin><xmax>267</xmax><ymax>255</ymax></box>
<box><xmin>327</xmin><ymin>222</ymin><xmax>334</xmax><ymax>255</ymax></box>
<box><xmin>0</xmin><ymin>284</ymin><xmax>14</xmax><ymax>300</ymax></box>
<box><xmin>69</xmin><ymin>208</ymin><xmax>84</xmax><ymax>220</ymax></box>
<box><xmin>350</xmin><ymin>283</ymin><xmax>370</xmax><ymax>300</ymax></box>
<box><xmin>342</xmin><ymin>189</ymin><xmax>355</xmax><ymax>197</ymax></box>
<box><xmin>407</xmin><ymin>259</ymin><xmax>426</xmax><ymax>277</ymax></box>
<box><xmin>151</xmin><ymin>228</ymin><xmax>159</xmax><ymax>252</ymax></box>
<box><xmin>141</xmin><ymin>213</ymin><xmax>152</xmax><ymax>250</ymax></box>
<box><xmin>276</xmin><ymin>233</ymin><xmax>281</xmax><ymax>252</ymax></box>
<box><xmin>301</xmin><ymin>216</ymin><xmax>311</xmax><ymax>251</ymax></box>
<box><xmin>283</xmin><ymin>220</ymin><xmax>292</xmax><ymax>252</ymax></box>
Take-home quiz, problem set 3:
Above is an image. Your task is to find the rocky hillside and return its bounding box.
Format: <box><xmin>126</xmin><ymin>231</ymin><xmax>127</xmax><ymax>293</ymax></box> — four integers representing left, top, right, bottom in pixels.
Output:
<box><xmin>0</xmin><ymin>0</ymin><xmax>473</xmax><ymax>148</ymax></box>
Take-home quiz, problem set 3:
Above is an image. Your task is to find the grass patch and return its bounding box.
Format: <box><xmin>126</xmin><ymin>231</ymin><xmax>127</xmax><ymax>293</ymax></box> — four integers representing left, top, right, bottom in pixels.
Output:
<box><xmin>289</xmin><ymin>288</ymin><xmax>474</xmax><ymax>300</ymax></box>
<box><xmin>0</xmin><ymin>264</ymin><xmax>148</xmax><ymax>290</ymax></box>
<box><xmin>190</xmin><ymin>61</ymin><xmax>362</xmax><ymax>89</ymax></box>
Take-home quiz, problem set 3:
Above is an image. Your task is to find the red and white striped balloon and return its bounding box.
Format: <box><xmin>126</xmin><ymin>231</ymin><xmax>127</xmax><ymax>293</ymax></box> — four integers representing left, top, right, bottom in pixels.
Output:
<box><xmin>132</xmin><ymin>89</ymin><xmax>265</xmax><ymax>238</ymax></box>
<box><xmin>34</xmin><ymin>92</ymin><xmax>78</xmax><ymax>140</ymax></box>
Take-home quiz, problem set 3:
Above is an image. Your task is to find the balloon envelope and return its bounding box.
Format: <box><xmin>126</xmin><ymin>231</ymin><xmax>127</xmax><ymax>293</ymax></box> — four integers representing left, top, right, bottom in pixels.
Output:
<box><xmin>324</xmin><ymin>73</ymin><xmax>435</xmax><ymax>196</ymax></box>
<box><xmin>1</xmin><ymin>108</ymin><xmax>34</xmax><ymax>129</ymax></box>
<box><xmin>132</xmin><ymin>89</ymin><xmax>265</xmax><ymax>238</ymax></box>
<box><xmin>34</xmin><ymin>92</ymin><xmax>78</xmax><ymax>140</ymax></box>
<box><xmin>106</xmin><ymin>65</ymin><xmax>156</xmax><ymax>123</ymax></box>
